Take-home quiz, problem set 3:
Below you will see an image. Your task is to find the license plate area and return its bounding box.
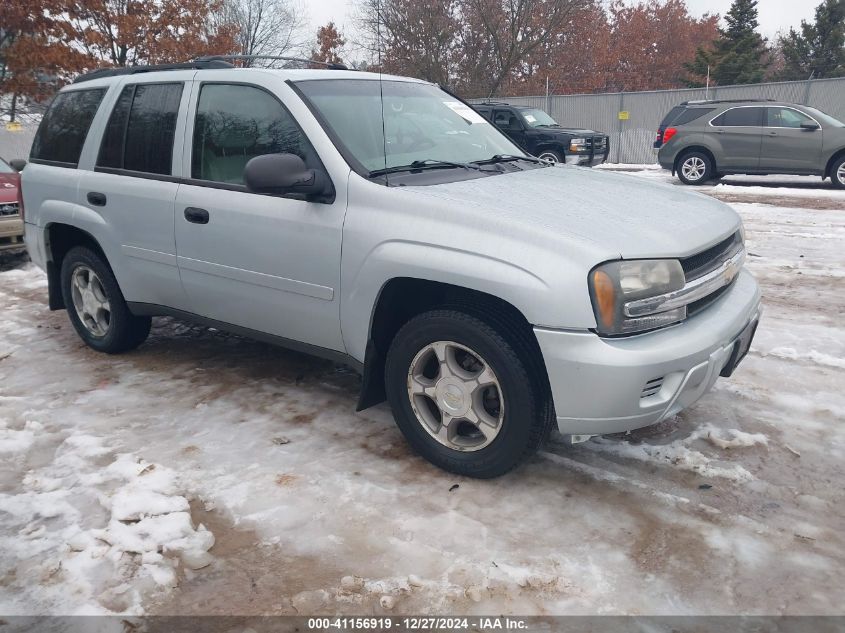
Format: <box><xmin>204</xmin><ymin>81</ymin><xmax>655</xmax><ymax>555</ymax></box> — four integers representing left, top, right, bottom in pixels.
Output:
<box><xmin>720</xmin><ymin>317</ymin><xmax>759</xmax><ymax>378</ymax></box>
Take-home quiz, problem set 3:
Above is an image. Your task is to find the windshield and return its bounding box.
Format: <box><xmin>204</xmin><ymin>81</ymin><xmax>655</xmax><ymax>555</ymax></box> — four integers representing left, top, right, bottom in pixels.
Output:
<box><xmin>803</xmin><ymin>106</ymin><xmax>845</xmax><ymax>127</ymax></box>
<box><xmin>0</xmin><ymin>159</ymin><xmax>12</xmax><ymax>174</ymax></box>
<box><xmin>295</xmin><ymin>79</ymin><xmax>527</xmax><ymax>173</ymax></box>
<box><xmin>519</xmin><ymin>109</ymin><xmax>558</xmax><ymax>128</ymax></box>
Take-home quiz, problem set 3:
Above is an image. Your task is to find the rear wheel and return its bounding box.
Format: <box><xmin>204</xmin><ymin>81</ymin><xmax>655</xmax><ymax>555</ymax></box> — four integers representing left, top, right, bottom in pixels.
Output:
<box><xmin>830</xmin><ymin>155</ymin><xmax>845</xmax><ymax>189</ymax></box>
<box><xmin>677</xmin><ymin>151</ymin><xmax>715</xmax><ymax>185</ymax></box>
<box><xmin>384</xmin><ymin>309</ymin><xmax>552</xmax><ymax>478</ymax></box>
<box><xmin>537</xmin><ymin>150</ymin><xmax>564</xmax><ymax>165</ymax></box>
<box><xmin>61</xmin><ymin>246</ymin><xmax>151</xmax><ymax>353</ymax></box>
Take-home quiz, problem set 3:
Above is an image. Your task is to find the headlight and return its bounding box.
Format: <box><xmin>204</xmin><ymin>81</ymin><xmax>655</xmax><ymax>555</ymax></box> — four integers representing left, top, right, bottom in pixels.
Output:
<box><xmin>589</xmin><ymin>259</ymin><xmax>686</xmax><ymax>335</ymax></box>
<box><xmin>569</xmin><ymin>138</ymin><xmax>587</xmax><ymax>152</ymax></box>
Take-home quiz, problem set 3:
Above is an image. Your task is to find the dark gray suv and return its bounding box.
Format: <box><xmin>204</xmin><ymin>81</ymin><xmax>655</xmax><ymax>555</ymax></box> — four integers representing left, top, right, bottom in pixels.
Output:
<box><xmin>657</xmin><ymin>99</ymin><xmax>845</xmax><ymax>188</ymax></box>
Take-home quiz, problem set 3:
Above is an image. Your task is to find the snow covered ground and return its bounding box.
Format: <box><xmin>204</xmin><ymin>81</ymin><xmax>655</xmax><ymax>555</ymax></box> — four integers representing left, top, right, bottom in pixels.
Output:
<box><xmin>1</xmin><ymin>169</ymin><xmax>844</xmax><ymax>617</ymax></box>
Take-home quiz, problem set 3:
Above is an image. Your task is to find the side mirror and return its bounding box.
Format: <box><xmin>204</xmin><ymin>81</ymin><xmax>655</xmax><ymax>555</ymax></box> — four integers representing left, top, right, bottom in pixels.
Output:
<box><xmin>800</xmin><ymin>122</ymin><xmax>820</xmax><ymax>131</ymax></box>
<box><xmin>9</xmin><ymin>159</ymin><xmax>27</xmax><ymax>172</ymax></box>
<box><xmin>243</xmin><ymin>153</ymin><xmax>333</xmax><ymax>202</ymax></box>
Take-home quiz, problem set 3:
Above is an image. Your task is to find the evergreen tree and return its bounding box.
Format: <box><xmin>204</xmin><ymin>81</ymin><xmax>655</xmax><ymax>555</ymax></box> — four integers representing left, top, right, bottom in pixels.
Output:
<box><xmin>779</xmin><ymin>0</ymin><xmax>845</xmax><ymax>79</ymax></box>
<box><xmin>684</xmin><ymin>0</ymin><xmax>768</xmax><ymax>86</ymax></box>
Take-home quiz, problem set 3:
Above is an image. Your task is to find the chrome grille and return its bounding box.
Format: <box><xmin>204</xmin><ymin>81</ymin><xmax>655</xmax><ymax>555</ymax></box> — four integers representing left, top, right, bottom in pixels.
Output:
<box><xmin>681</xmin><ymin>232</ymin><xmax>742</xmax><ymax>281</ymax></box>
<box><xmin>0</xmin><ymin>202</ymin><xmax>19</xmax><ymax>217</ymax></box>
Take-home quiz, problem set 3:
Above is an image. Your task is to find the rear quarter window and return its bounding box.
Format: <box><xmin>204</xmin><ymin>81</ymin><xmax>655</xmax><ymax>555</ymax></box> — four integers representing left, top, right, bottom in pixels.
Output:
<box><xmin>671</xmin><ymin>108</ymin><xmax>715</xmax><ymax>126</ymax></box>
<box><xmin>31</xmin><ymin>89</ymin><xmax>106</xmax><ymax>167</ymax></box>
<box><xmin>659</xmin><ymin>105</ymin><xmax>686</xmax><ymax>128</ymax></box>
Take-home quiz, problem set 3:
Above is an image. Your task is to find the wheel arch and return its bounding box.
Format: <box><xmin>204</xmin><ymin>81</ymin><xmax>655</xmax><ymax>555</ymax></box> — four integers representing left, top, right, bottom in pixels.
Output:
<box><xmin>823</xmin><ymin>147</ymin><xmax>845</xmax><ymax>179</ymax></box>
<box><xmin>356</xmin><ymin>277</ymin><xmax>550</xmax><ymax>411</ymax></box>
<box><xmin>673</xmin><ymin>145</ymin><xmax>718</xmax><ymax>175</ymax></box>
<box><xmin>43</xmin><ymin>223</ymin><xmax>110</xmax><ymax>311</ymax></box>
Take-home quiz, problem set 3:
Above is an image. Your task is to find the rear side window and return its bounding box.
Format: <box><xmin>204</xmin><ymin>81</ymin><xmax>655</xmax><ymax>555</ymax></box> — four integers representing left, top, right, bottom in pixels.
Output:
<box><xmin>98</xmin><ymin>83</ymin><xmax>183</xmax><ymax>175</ymax></box>
<box><xmin>672</xmin><ymin>108</ymin><xmax>715</xmax><ymax>126</ymax></box>
<box><xmin>31</xmin><ymin>89</ymin><xmax>106</xmax><ymax>167</ymax></box>
<box><xmin>191</xmin><ymin>83</ymin><xmax>314</xmax><ymax>185</ymax></box>
<box><xmin>712</xmin><ymin>107</ymin><xmax>764</xmax><ymax>127</ymax></box>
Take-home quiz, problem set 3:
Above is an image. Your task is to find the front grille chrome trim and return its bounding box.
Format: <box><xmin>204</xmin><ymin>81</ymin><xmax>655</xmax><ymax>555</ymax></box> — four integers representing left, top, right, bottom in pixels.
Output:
<box><xmin>624</xmin><ymin>247</ymin><xmax>745</xmax><ymax>318</ymax></box>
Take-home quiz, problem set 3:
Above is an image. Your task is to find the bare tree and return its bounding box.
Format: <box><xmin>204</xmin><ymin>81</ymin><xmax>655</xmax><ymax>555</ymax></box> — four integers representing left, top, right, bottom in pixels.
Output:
<box><xmin>222</xmin><ymin>0</ymin><xmax>308</xmax><ymax>66</ymax></box>
<box><xmin>356</xmin><ymin>0</ymin><xmax>461</xmax><ymax>86</ymax></box>
<box><xmin>355</xmin><ymin>0</ymin><xmax>590</xmax><ymax>96</ymax></box>
<box><xmin>463</xmin><ymin>0</ymin><xmax>591</xmax><ymax>97</ymax></box>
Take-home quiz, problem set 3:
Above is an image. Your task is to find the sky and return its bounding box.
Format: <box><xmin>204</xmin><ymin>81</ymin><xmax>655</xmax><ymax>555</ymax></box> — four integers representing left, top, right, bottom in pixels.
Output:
<box><xmin>305</xmin><ymin>0</ymin><xmax>820</xmax><ymax>51</ymax></box>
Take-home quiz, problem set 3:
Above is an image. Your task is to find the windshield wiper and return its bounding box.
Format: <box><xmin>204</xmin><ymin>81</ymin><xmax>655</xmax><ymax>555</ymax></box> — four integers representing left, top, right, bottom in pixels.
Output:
<box><xmin>368</xmin><ymin>159</ymin><xmax>485</xmax><ymax>178</ymax></box>
<box><xmin>472</xmin><ymin>154</ymin><xmax>545</xmax><ymax>165</ymax></box>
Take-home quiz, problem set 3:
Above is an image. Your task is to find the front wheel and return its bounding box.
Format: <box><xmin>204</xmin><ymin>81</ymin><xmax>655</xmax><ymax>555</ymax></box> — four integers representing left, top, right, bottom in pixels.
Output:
<box><xmin>537</xmin><ymin>150</ymin><xmax>564</xmax><ymax>165</ymax></box>
<box><xmin>61</xmin><ymin>246</ymin><xmax>151</xmax><ymax>353</ymax></box>
<box><xmin>830</xmin><ymin>155</ymin><xmax>845</xmax><ymax>189</ymax></box>
<box><xmin>384</xmin><ymin>309</ymin><xmax>552</xmax><ymax>478</ymax></box>
<box><xmin>677</xmin><ymin>151</ymin><xmax>715</xmax><ymax>185</ymax></box>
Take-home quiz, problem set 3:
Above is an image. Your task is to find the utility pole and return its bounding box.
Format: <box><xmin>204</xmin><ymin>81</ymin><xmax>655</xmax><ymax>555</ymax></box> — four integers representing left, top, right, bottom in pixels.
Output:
<box><xmin>546</xmin><ymin>76</ymin><xmax>550</xmax><ymax>113</ymax></box>
<box><xmin>804</xmin><ymin>71</ymin><xmax>814</xmax><ymax>105</ymax></box>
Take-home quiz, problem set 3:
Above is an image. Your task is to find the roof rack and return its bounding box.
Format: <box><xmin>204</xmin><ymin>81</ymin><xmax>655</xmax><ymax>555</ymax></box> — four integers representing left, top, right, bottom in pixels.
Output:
<box><xmin>196</xmin><ymin>55</ymin><xmax>350</xmax><ymax>71</ymax></box>
<box><xmin>476</xmin><ymin>101</ymin><xmax>510</xmax><ymax>106</ymax></box>
<box><xmin>72</xmin><ymin>55</ymin><xmax>350</xmax><ymax>85</ymax></box>
<box><xmin>73</xmin><ymin>59</ymin><xmax>234</xmax><ymax>83</ymax></box>
<box><xmin>683</xmin><ymin>98</ymin><xmax>777</xmax><ymax>105</ymax></box>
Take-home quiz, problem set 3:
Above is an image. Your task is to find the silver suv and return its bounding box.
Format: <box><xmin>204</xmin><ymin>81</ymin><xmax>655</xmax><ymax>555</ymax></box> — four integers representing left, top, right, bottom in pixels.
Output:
<box><xmin>657</xmin><ymin>99</ymin><xmax>845</xmax><ymax>187</ymax></box>
<box><xmin>20</xmin><ymin>62</ymin><xmax>761</xmax><ymax>477</ymax></box>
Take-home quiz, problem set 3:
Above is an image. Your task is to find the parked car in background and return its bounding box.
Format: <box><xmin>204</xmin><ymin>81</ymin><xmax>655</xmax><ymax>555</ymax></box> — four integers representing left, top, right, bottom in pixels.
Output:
<box><xmin>0</xmin><ymin>157</ymin><xmax>24</xmax><ymax>253</ymax></box>
<box><xmin>474</xmin><ymin>102</ymin><xmax>609</xmax><ymax>166</ymax></box>
<box><xmin>21</xmin><ymin>62</ymin><xmax>759</xmax><ymax>478</ymax></box>
<box><xmin>657</xmin><ymin>99</ymin><xmax>845</xmax><ymax>187</ymax></box>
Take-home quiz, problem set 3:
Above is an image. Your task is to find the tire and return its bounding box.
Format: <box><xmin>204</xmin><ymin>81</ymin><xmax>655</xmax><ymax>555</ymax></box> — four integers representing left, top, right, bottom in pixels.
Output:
<box><xmin>60</xmin><ymin>246</ymin><xmax>151</xmax><ymax>354</ymax></box>
<box><xmin>537</xmin><ymin>149</ymin><xmax>564</xmax><ymax>165</ymax></box>
<box><xmin>384</xmin><ymin>309</ymin><xmax>553</xmax><ymax>478</ymax></box>
<box><xmin>676</xmin><ymin>151</ymin><xmax>715</xmax><ymax>185</ymax></box>
<box><xmin>830</xmin><ymin>155</ymin><xmax>845</xmax><ymax>189</ymax></box>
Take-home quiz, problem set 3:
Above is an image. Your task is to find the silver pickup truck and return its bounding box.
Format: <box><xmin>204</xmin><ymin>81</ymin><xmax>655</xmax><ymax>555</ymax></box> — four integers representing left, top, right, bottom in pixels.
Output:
<box><xmin>19</xmin><ymin>62</ymin><xmax>761</xmax><ymax>477</ymax></box>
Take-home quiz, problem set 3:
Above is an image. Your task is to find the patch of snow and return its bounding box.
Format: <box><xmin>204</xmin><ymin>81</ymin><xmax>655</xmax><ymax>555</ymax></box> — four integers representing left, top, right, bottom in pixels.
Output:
<box><xmin>587</xmin><ymin>435</ymin><xmax>757</xmax><ymax>482</ymax></box>
<box><xmin>761</xmin><ymin>346</ymin><xmax>845</xmax><ymax>370</ymax></box>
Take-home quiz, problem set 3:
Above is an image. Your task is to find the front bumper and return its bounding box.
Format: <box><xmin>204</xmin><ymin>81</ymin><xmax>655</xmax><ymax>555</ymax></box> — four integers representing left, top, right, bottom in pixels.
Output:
<box><xmin>566</xmin><ymin>153</ymin><xmax>608</xmax><ymax>167</ymax></box>
<box><xmin>0</xmin><ymin>216</ymin><xmax>25</xmax><ymax>252</ymax></box>
<box><xmin>535</xmin><ymin>269</ymin><xmax>761</xmax><ymax>435</ymax></box>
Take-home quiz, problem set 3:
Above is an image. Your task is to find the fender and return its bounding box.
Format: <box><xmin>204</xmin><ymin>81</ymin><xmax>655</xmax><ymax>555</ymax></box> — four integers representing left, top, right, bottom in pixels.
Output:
<box><xmin>38</xmin><ymin>200</ymin><xmax>125</xmax><ymax>308</ymax></box>
<box><xmin>340</xmin><ymin>239</ymin><xmax>554</xmax><ymax>365</ymax></box>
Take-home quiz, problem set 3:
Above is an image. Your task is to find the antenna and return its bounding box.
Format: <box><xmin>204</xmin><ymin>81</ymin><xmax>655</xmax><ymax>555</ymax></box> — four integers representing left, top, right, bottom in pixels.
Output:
<box><xmin>375</xmin><ymin>0</ymin><xmax>389</xmax><ymax>184</ymax></box>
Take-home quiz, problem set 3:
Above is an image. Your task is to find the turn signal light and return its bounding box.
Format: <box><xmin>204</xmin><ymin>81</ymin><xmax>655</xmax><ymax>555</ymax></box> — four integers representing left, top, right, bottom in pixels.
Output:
<box><xmin>591</xmin><ymin>269</ymin><xmax>616</xmax><ymax>329</ymax></box>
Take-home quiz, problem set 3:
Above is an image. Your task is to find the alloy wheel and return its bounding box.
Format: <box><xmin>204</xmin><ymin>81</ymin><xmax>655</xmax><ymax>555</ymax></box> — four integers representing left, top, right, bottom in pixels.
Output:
<box><xmin>406</xmin><ymin>340</ymin><xmax>504</xmax><ymax>452</ymax></box>
<box><xmin>70</xmin><ymin>265</ymin><xmax>111</xmax><ymax>337</ymax></box>
<box><xmin>681</xmin><ymin>156</ymin><xmax>706</xmax><ymax>182</ymax></box>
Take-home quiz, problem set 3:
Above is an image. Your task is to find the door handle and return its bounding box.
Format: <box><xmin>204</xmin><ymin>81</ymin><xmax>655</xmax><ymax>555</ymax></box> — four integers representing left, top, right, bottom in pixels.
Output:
<box><xmin>87</xmin><ymin>192</ymin><xmax>107</xmax><ymax>206</ymax></box>
<box><xmin>768</xmin><ymin>131</ymin><xmax>778</xmax><ymax>136</ymax></box>
<box><xmin>184</xmin><ymin>207</ymin><xmax>210</xmax><ymax>224</ymax></box>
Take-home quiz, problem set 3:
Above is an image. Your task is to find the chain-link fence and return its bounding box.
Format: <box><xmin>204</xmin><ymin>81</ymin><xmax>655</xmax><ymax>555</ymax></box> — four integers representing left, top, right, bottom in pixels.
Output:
<box><xmin>0</xmin><ymin>125</ymin><xmax>37</xmax><ymax>163</ymax></box>
<box><xmin>470</xmin><ymin>77</ymin><xmax>845</xmax><ymax>164</ymax></box>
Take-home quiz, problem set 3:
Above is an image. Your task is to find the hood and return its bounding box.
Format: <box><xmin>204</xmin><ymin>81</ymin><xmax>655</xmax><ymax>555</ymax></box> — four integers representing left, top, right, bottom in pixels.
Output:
<box><xmin>544</xmin><ymin>127</ymin><xmax>603</xmax><ymax>136</ymax></box>
<box><xmin>409</xmin><ymin>166</ymin><xmax>740</xmax><ymax>261</ymax></box>
<box><xmin>0</xmin><ymin>172</ymin><xmax>19</xmax><ymax>204</ymax></box>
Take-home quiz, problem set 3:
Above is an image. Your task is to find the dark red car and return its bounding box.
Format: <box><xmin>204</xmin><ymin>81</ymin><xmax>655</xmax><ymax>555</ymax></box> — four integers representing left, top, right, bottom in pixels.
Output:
<box><xmin>0</xmin><ymin>157</ymin><xmax>24</xmax><ymax>252</ymax></box>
